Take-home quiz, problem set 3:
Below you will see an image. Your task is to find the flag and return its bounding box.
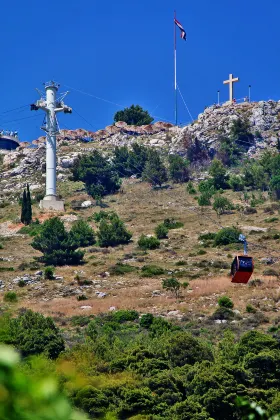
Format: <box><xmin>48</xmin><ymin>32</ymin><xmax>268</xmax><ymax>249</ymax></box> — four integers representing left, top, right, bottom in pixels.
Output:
<box><xmin>174</xmin><ymin>18</ymin><xmax>186</xmax><ymax>40</ymax></box>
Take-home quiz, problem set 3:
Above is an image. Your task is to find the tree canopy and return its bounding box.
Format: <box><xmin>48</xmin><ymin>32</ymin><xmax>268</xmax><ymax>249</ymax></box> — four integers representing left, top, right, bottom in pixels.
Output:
<box><xmin>114</xmin><ymin>104</ymin><xmax>154</xmax><ymax>126</ymax></box>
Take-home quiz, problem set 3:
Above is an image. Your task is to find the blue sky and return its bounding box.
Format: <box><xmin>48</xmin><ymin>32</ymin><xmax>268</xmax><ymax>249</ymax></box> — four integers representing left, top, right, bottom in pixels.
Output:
<box><xmin>0</xmin><ymin>0</ymin><xmax>279</xmax><ymax>142</ymax></box>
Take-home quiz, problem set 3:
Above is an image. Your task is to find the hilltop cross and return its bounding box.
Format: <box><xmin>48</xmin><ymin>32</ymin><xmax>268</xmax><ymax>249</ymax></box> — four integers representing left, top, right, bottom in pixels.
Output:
<box><xmin>223</xmin><ymin>74</ymin><xmax>239</xmax><ymax>103</ymax></box>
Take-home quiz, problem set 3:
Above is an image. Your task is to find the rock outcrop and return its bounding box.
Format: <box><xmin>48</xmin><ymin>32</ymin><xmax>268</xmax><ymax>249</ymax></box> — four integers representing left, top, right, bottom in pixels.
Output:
<box><xmin>1</xmin><ymin>100</ymin><xmax>280</xmax><ymax>203</ymax></box>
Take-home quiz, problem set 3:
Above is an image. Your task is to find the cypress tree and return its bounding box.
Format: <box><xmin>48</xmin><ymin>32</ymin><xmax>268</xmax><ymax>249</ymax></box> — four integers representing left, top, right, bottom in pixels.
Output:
<box><xmin>26</xmin><ymin>184</ymin><xmax>32</xmax><ymax>225</ymax></box>
<box><xmin>21</xmin><ymin>189</ymin><xmax>27</xmax><ymax>224</ymax></box>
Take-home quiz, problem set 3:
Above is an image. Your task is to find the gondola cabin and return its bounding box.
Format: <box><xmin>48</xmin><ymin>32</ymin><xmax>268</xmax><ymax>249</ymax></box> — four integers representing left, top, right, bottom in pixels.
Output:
<box><xmin>231</xmin><ymin>256</ymin><xmax>254</xmax><ymax>284</ymax></box>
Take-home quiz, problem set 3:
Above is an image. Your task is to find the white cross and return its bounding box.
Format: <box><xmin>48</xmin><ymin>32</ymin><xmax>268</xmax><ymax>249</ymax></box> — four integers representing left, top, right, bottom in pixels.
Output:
<box><xmin>223</xmin><ymin>74</ymin><xmax>239</xmax><ymax>103</ymax></box>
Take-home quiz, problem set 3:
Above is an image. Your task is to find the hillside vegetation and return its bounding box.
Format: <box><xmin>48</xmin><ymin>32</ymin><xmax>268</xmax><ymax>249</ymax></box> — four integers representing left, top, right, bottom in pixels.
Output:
<box><xmin>1</xmin><ymin>102</ymin><xmax>280</xmax><ymax>418</ymax></box>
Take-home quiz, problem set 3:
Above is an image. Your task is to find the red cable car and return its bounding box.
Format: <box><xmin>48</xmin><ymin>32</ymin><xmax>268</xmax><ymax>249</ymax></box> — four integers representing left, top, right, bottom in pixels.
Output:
<box><xmin>231</xmin><ymin>234</ymin><xmax>254</xmax><ymax>284</ymax></box>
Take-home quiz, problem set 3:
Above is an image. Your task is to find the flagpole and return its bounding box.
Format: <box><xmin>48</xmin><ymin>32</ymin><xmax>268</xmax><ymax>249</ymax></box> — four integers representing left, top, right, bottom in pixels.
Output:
<box><xmin>174</xmin><ymin>10</ymin><xmax>177</xmax><ymax>125</ymax></box>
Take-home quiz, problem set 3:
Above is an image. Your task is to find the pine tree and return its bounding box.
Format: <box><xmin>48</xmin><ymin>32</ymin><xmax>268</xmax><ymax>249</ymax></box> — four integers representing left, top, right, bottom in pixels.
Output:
<box><xmin>142</xmin><ymin>149</ymin><xmax>168</xmax><ymax>187</ymax></box>
<box><xmin>25</xmin><ymin>184</ymin><xmax>32</xmax><ymax>225</ymax></box>
<box><xmin>20</xmin><ymin>189</ymin><xmax>27</xmax><ymax>224</ymax></box>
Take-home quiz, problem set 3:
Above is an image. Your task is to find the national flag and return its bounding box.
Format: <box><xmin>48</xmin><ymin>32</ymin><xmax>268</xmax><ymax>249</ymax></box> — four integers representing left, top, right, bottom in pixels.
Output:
<box><xmin>174</xmin><ymin>18</ymin><xmax>186</xmax><ymax>40</ymax></box>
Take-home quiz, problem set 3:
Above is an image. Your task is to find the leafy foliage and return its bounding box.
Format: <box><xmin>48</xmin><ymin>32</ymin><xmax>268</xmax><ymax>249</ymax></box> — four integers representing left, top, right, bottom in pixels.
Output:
<box><xmin>162</xmin><ymin>278</ymin><xmax>188</xmax><ymax>299</ymax></box>
<box><xmin>114</xmin><ymin>104</ymin><xmax>153</xmax><ymax>126</ymax></box>
<box><xmin>209</xmin><ymin>159</ymin><xmax>228</xmax><ymax>189</ymax></box>
<box><xmin>213</xmin><ymin>195</ymin><xmax>234</xmax><ymax>215</ymax></box>
<box><xmin>218</xmin><ymin>296</ymin><xmax>234</xmax><ymax>309</ymax></box>
<box><xmin>138</xmin><ymin>235</ymin><xmax>160</xmax><ymax>250</ymax></box>
<box><xmin>214</xmin><ymin>226</ymin><xmax>241</xmax><ymax>246</ymax></box>
<box><xmin>3</xmin><ymin>310</ymin><xmax>65</xmax><ymax>359</ymax></box>
<box><xmin>31</xmin><ymin>217</ymin><xmax>85</xmax><ymax>266</ymax></box>
<box><xmin>97</xmin><ymin>213</ymin><xmax>132</xmax><ymax>247</ymax></box>
<box><xmin>4</xmin><ymin>291</ymin><xmax>18</xmax><ymax>303</ymax></box>
<box><xmin>163</xmin><ymin>218</ymin><xmax>184</xmax><ymax>229</ymax></box>
<box><xmin>69</xmin><ymin>220</ymin><xmax>95</xmax><ymax>247</ymax></box>
<box><xmin>44</xmin><ymin>266</ymin><xmax>55</xmax><ymax>280</ymax></box>
<box><xmin>168</xmin><ymin>154</ymin><xmax>190</xmax><ymax>183</ymax></box>
<box><xmin>155</xmin><ymin>223</ymin><xmax>169</xmax><ymax>239</ymax></box>
<box><xmin>113</xmin><ymin>144</ymin><xmax>149</xmax><ymax>178</ymax></box>
<box><xmin>71</xmin><ymin>151</ymin><xmax>121</xmax><ymax>198</ymax></box>
<box><xmin>142</xmin><ymin>149</ymin><xmax>168</xmax><ymax>187</ymax></box>
<box><xmin>0</xmin><ymin>345</ymin><xmax>87</xmax><ymax>420</ymax></box>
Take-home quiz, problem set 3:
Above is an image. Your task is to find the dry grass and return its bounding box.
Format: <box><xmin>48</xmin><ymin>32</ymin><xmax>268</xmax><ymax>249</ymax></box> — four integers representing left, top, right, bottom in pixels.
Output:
<box><xmin>1</xmin><ymin>181</ymin><xmax>280</xmax><ymax>322</ymax></box>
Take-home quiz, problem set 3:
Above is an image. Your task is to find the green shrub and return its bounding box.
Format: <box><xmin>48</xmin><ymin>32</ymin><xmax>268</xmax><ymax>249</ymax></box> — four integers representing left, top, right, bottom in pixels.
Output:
<box><xmin>264</xmin><ymin>217</ymin><xmax>279</xmax><ymax>223</ymax></box>
<box><xmin>168</xmin><ymin>154</ymin><xmax>190</xmax><ymax>183</ymax></box>
<box><xmin>163</xmin><ymin>218</ymin><xmax>184</xmax><ymax>229</ymax></box>
<box><xmin>139</xmin><ymin>313</ymin><xmax>154</xmax><ymax>328</ymax></box>
<box><xmin>198</xmin><ymin>232</ymin><xmax>216</xmax><ymax>241</ymax></box>
<box><xmin>213</xmin><ymin>195</ymin><xmax>234</xmax><ymax>216</ymax></box>
<box><xmin>211</xmin><ymin>307</ymin><xmax>234</xmax><ymax>320</ymax></box>
<box><xmin>18</xmin><ymin>220</ymin><xmax>42</xmax><ymax>236</ymax></box>
<box><xmin>209</xmin><ymin>159</ymin><xmax>229</xmax><ymax>189</ymax></box>
<box><xmin>44</xmin><ymin>266</ymin><xmax>55</xmax><ymax>280</ymax></box>
<box><xmin>155</xmin><ymin>223</ymin><xmax>168</xmax><ymax>239</ymax></box>
<box><xmin>93</xmin><ymin>210</ymin><xmax>117</xmax><ymax>223</ymax></box>
<box><xmin>4</xmin><ymin>310</ymin><xmax>65</xmax><ymax>359</ymax></box>
<box><xmin>114</xmin><ymin>104</ymin><xmax>153</xmax><ymax>126</ymax></box>
<box><xmin>69</xmin><ymin>219</ymin><xmax>95</xmax><ymax>247</ymax></box>
<box><xmin>71</xmin><ymin>150</ymin><xmax>121</xmax><ymax>198</ymax></box>
<box><xmin>198</xmin><ymin>192</ymin><xmax>212</xmax><ymax>206</ymax></box>
<box><xmin>218</xmin><ymin>296</ymin><xmax>234</xmax><ymax>309</ymax></box>
<box><xmin>162</xmin><ymin>278</ymin><xmax>188</xmax><ymax>299</ymax></box>
<box><xmin>18</xmin><ymin>280</ymin><xmax>26</xmax><ymax>288</ymax></box>
<box><xmin>142</xmin><ymin>149</ymin><xmax>168</xmax><ymax>187</ymax></box>
<box><xmin>214</xmin><ymin>226</ymin><xmax>241</xmax><ymax>246</ymax></box>
<box><xmin>112</xmin><ymin>310</ymin><xmax>139</xmax><ymax>323</ymax></box>
<box><xmin>97</xmin><ymin>214</ymin><xmax>132</xmax><ymax>247</ymax></box>
<box><xmin>0</xmin><ymin>267</ymin><xmax>14</xmax><ymax>272</ymax></box>
<box><xmin>167</xmin><ymin>332</ymin><xmax>213</xmax><ymax>367</ymax></box>
<box><xmin>0</xmin><ymin>243</ymin><xmax>3</xmax><ymax>249</ymax></box>
<box><xmin>186</xmin><ymin>181</ymin><xmax>196</xmax><ymax>194</ymax></box>
<box><xmin>4</xmin><ymin>292</ymin><xmax>18</xmax><ymax>303</ymax></box>
<box><xmin>0</xmin><ymin>345</ymin><xmax>87</xmax><ymax>420</ymax></box>
<box><xmin>77</xmin><ymin>295</ymin><xmax>88</xmax><ymax>301</ymax></box>
<box><xmin>246</xmin><ymin>304</ymin><xmax>257</xmax><ymax>313</ymax></box>
<box><xmin>138</xmin><ymin>235</ymin><xmax>160</xmax><ymax>250</ymax></box>
<box><xmin>141</xmin><ymin>265</ymin><xmax>165</xmax><ymax>277</ymax></box>
<box><xmin>229</xmin><ymin>175</ymin><xmax>244</xmax><ymax>191</ymax></box>
<box><xmin>109</xmin><ymin>263</ymin><xmax>136</xmax><ymax>275</ymax></box>
<box><xmin>31</xmin><ymin>217</ymin><xmax>84</xmax><ymax>266</ymax></box>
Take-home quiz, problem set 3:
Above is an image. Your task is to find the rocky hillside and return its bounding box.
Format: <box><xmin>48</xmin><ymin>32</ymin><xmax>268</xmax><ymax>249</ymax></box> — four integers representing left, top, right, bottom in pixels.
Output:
<box><xmin>1</xmin><ymin>100</ymin><xmax>280</xmax><ymax>203</ymax></box>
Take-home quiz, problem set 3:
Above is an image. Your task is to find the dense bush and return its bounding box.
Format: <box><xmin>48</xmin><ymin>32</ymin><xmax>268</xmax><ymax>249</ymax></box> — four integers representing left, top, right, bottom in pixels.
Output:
<box><xmin>168</xmin><ymin>154</ymin><xmax>190</xmax><ymax>183</ymax></box>
<box><xmin>0</xmin><ymin>345</ymin><xmax>87</xmax><ymax>420</ymax></box>
<box><xmin>44</xmin><ymin>266</ymin><xmax>55</xmax><ymax>280</ymax></box>
<box><xmin>138</xmin><ymin>234</ymin><xmax>160</xmax><ymax>250</ymax></box>
<box><xmin>142</xmin><ymin>149</ymin><xmax>168</xmax><ymax>187</ymax></box>
<box><xmin>69</xmin><ymin>219</ymin><xmax>95</xmax><ymax>247</ymax></box>
<box><xmin>209</xmin><ymin>159</ymin><xmax>229</xmax><ymax>189</ymax></box>
<box><xmin>218</xmin><ymin>296</ymin><xmax>234</xmax><ymax>309</ymax></box>
<box><xmin>3</xmin><ymin>291</ymin><xmax>18</xmax><ymax>303</ymax></box>
<box><xmin>213</xmin><ymin>195</ymin><xmax>234</xmax><ymax>216</ymax></box>
<box><xmin>155</xmin><ymin>223</ymin><xmax>169</xmax><ymax>239</ymax></box>
<box><xmin>109</xmin><ymin>263</ymin><xmax>136</xmax><ymax>275</ymax></box>
<box><xmin>113</xmin><ymin>144</ymin><xmax>149</xmax><ymax>178</ymax></box>
<box><xmin>71</xmin><ymin>150</ymin><xmax>121</xmax><ymax>198</ymax></box>
<box><xmin>141</xmin><ymin>265</ymin><xmax>165</xmax><ymax>276</ymax></box>
<box><xmin>186</xmin><ymin>181</ymin><xmax>196</xmax><ymax>194</ymax></box>
<box><xmin>4</xmin><ymin>310</ymin><xmax>65</xmax><ymax>359</ymax></box>
<box><xmin>97</xmin><ymin>214</ymin><xmax>132</xmax><ymax>247</ymax></box>
<box><xmin>163</xmin><ymin>218</ymin><xmax>184</xmax><ymax>229</ymax></box>
<box><xmin>214</xmin><ymin>226</ymin><xmax>241</xmax><ymax>246</ymax></box>
<box><xmin>162</xmin><ymin>278</ymin><xmax>188</xmax><ymax>299</ymax></box>
<box><xmin>114</xmin><ymin>104</ymin><xmax>153</xmax><ymax>126</ymax></box>
<box><xmin>198</xmin><ymin>192</ymin><xmax>212</xmax><ymax>206</ymax></box>
<box><xmin>31</xmin><ymin>217</ymin><xmax>84</xmax><ymax>266</ymax></box>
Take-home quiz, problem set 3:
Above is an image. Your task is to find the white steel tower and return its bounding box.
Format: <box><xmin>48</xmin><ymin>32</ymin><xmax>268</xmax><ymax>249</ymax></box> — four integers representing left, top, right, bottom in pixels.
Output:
<box><xmin>31</xmin><ymin>81</ymin><xmax>72</xmax><ymax>211</ymax></box>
